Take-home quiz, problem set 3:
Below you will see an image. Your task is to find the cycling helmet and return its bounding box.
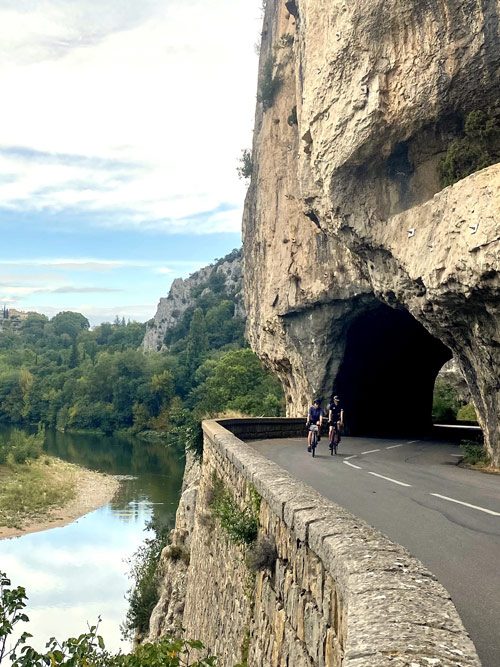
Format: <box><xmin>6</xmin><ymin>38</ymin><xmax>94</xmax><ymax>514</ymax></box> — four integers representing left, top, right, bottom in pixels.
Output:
<box><xmin>313</xmin><ymin>398</ymin><xmax>322</xmax><ymax>404</ymax></box>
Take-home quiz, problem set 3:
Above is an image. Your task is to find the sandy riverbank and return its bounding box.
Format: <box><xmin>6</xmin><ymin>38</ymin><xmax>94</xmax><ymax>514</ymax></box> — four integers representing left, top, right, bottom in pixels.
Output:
<box><xmin>0</xmin><ymin>460</ymin><xmax>120</xmax><ymax>540</ymax></box>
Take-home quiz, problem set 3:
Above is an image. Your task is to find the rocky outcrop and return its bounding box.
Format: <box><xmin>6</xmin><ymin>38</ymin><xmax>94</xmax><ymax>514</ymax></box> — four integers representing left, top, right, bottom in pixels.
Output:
<box><xmin>243</xmin><ymin>0</ymin><xmax>500</xmax><ymax>463</ymax></box>
<box><xmin>142</xmin><ymin>249</ymin><xmax>243</xmax><ymax>352</ymax></box>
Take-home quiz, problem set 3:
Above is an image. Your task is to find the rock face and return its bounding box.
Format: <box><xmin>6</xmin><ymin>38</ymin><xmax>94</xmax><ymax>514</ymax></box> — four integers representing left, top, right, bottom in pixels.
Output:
<box><xmin>243</xmin><ymin>0</ymin><xmax>500</xmax><ymax>463</ymax></box>
<box><xmin>143</xmin><ymin>249</ymin><xmax>243</xmax><ymax>352</ymax></box>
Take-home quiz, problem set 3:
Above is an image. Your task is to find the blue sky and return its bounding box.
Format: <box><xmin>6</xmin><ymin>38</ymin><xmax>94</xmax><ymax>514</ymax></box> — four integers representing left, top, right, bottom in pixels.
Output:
<box><xmin>0</xmin><ymin>0</ymin><xmax>262</xmax><ymax>324</ymax></box>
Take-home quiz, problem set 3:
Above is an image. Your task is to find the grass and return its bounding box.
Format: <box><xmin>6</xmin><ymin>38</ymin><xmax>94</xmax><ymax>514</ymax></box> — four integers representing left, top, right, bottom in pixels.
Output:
<box><xmin>0</xmin><ymin>457</ymin><xmax>77</xmax><ymax>529</ymax></box>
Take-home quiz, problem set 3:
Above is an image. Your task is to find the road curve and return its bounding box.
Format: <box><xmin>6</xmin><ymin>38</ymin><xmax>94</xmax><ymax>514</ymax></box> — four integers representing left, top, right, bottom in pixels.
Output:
<box><xmin>249</xmin><ymin>436</ymin><xmax>500</xmax><ymax>667</ymax></box>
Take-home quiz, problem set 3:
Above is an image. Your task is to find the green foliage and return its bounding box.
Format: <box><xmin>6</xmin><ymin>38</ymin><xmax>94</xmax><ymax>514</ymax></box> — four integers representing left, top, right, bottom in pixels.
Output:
<box><xmin>1</xmin><ymin>571</ymin><xmax>217</xmax><ymax>666</ymax></box>
<box><xmin>0</xmin><ymin>248</ymin><xmax>283</xmax><ymax>449</ymax></box>
<box><xmin>51</xmin><ymin>311</ymin><xmax>90</xmax><ymax>339</ymax></box>
<box><xmin>258</xmin><ymin>57</ymin><xmax>282</xmax><ymax>110</ymax></box>
<box><xmin>432</xmin><ymin>380</ymin><xmax>460</xmax><ymax>422</ymax></box>
<box><xmin>123</xmin><ymin>520</ymin><xmax>169</xmax><ymax>639</ymax></box>
<box><xmin>456</xmin><ymin>403</ymin><xmax>477</xmax><ymax>422</ymax></box>
<box><xmin>237</xmin><ymin>150</ymin><xmax>253</xmax><ymax>180</ymax></box>
<box><xmin>0</xmin><ymin>427</ymin><xmax>44</xmax><ymax>465</ymax></box>
<box><xmin>460</xmin><ymin>440</ymin><xmax>489</xmax><ymax>466</ymax></box>
<box><xmin>210</xmin><ymin>475</ymin><xmax>260</xmax><ymax>545</ymax></box>
<box><xmin>439</xmin><ymin>108</ymin><xmax>500</xmax><ymax>187</ymax></box>
<box><xmin>166</xmin><ymin>405</ymin><xmax>204</xmax><ymax>459</ymax></box>
<box><xmin>191</xmin><ymin>348</ymin><xmax>284</xmax><ymax>418</ymax></box>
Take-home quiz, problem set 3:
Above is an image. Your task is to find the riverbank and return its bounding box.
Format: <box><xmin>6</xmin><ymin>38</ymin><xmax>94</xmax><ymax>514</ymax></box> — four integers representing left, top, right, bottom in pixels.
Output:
<box><xmin>0</xmin><ymin>457</ymin><xmax>119</xmax><ymax>540</ymax></box>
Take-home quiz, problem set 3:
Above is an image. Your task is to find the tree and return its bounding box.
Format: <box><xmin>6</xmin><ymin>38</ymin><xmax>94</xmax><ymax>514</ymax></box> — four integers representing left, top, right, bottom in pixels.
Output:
<box><xmin>191</xmin><ymin>348</ymin><xmax>283</xmax><ymax>417</ymax></box>
<box><xmin>51</xmin><ymin>311</ymin><xmax>90</xmax><ymax>339</ymax></box>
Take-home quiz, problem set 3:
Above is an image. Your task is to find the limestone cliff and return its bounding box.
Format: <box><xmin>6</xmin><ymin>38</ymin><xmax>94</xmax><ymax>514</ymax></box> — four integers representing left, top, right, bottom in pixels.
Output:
<box><xmin>243</xmin><ymin>0</ymin><xmax>500</xmax><ymax>463</ymax></box>
<box><xmin>143</xmin><ymin>249</ymin><xmax>243</xmax><ymax>352</ymax></box>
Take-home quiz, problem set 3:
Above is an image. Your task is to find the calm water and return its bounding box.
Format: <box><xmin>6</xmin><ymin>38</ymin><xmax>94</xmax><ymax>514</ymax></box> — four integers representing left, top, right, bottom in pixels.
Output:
<box><xmin>0</xmin><ymin>430</ymin><xmax>184</xmax><ymax>652</ymax></box>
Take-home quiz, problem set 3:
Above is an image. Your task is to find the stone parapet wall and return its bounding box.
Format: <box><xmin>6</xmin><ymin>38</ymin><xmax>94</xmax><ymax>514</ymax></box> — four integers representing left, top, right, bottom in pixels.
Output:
<box><xmin>179</xmin><ymin>419</ymin><xmax>479</xmax><ymax>666</ymax></box>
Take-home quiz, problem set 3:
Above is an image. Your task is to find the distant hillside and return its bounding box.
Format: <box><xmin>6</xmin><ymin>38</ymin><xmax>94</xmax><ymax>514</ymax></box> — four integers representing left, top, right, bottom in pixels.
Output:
<box><xmin>142</xmin><ymin>248</ymin><xmax>244</xmax><ymax>351</ymax></box>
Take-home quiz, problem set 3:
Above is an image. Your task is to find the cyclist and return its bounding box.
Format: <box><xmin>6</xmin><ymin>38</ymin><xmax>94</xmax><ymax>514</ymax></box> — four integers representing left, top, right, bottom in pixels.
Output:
<box><xmin>328</xmin><ymin>395</ymin><xmax>344</xmax><ymax>454</ymax></box>
<box><xmin>306</xmin><ymin>398</ymin><xmax>324</xmax><ymax>452</ymax></box>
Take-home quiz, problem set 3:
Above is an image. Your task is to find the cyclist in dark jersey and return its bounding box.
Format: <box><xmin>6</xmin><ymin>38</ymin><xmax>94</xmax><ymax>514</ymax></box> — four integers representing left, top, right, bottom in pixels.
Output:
<box><xmin>306</xmin><ymin>398</ymin><xmax>324</xmax><ymax>451</ymax></box>
<box><xmin>328</xmin><ymin>395</ymin><xmax>344</xmax><ymax>452</ymax></box>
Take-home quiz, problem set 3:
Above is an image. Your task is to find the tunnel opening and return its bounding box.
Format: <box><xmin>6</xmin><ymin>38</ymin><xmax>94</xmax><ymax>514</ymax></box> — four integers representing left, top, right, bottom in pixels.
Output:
<box><xmin>334</xmin><ymin>304</ymin><xmax>452</xmax><ymax>436</ymax></box>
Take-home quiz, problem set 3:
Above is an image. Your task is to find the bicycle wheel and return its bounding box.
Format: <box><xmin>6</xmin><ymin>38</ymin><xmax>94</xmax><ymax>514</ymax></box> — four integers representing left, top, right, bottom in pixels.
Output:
<box><xmin>311</xmin><ymin>431</ymin><xmax>317</xmax><ymax>457</ymax></box>
<box><xmin>333</xmin><ymin>430</ymin><xmax>339</xmax><ymax>455</ymax></box>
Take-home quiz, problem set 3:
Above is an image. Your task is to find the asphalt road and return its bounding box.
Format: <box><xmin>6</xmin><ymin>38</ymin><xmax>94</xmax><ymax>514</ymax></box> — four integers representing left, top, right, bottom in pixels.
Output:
<box><xmin>249</xmin><ymin>436</ymin><xmax>500</xmax><ymax>667</ymax></box>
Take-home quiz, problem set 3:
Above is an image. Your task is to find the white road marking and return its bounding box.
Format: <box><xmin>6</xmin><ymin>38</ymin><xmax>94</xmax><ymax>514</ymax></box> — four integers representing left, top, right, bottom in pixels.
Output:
<box><xmin>407</xmin><ymin>440</ymin><xmax>420</xmax><ymax>444</ymax></box>
<box><xmin>368</xmin><ymin>472</ymin><xmax>412</xmax><ymax>487</ymax></box>
<box><xmin>344</xmin><ymin>455</ymin><xmax>358</xmax><ymax>461</ymax></box>
<box><xmin>361</xmin><ymin>448</ymin><xmax>381</xmax><ymax>454</ymax></box>
<box><xmin>430</xmin><ymin>493</ymin><xmax>500</xmax><ymax>517</ymax></box>
<box><xmin>386</xmin><ymin>444</ymin><xmax>404</xmax><ymax>449</ymax></box>
<box><xmin>344</xmin><ymin>461</ymin><xmax>362</xmax><ymax>470</ymax></box>
<box><xmin>451</xmin><ymin>454</ymin><xmax>463</xmax><ymax>458</ymax></box>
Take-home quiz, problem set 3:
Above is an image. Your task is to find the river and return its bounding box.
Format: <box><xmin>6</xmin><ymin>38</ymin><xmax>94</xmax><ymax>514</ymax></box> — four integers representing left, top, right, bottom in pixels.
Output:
<box><xmin>0</xmin><ymin>429</ymin><xmax>184</xmax><ymax>653</ymax></box>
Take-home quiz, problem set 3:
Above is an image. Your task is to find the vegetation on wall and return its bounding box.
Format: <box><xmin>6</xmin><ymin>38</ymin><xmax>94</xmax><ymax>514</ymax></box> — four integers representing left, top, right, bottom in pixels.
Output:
<box><xmin>258</xmin><ymin>57</ymin><xmax>282</xmax><ymax>110</ymax></box>
<box><xmin>237</xmin><ymin>149</ymin><xmax>253</xmax><ymax>180</ymax></box>
<box><xmin>209</xmin><ymin>474</ymin><xmax>260</xmax><ymax>545</ymax></box>
<box><xmin>439</xmin><ymin>107</ymin><xmax>500</xmax><ymax>187</ymax></box>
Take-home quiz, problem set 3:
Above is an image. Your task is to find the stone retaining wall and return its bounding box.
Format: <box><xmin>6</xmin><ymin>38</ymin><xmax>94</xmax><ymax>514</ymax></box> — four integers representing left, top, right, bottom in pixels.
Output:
<box><xmin>179</xmin><ymin>419</ymin><xmax>480</xmax><ymax>666</ymax></box>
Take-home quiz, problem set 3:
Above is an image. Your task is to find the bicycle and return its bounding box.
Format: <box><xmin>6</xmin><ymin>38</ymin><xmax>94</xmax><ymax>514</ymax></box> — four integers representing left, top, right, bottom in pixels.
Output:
<box><xmin>329</xmin><ymin>422</ymin><xmax>341</xmax><ymax>455</ymax></box>
<box><xmin>309</xmin><ymin>424</ymin><xmax>319</xmax><ymax>457</ymax></box>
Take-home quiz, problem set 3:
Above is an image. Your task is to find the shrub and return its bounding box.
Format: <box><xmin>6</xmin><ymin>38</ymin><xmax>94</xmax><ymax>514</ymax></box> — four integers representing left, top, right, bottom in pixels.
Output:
<box><xmin>432</xmin><ymin>380</ymin><xmax>460</xmax><ymax>422</ymax></box>
<box><xmin>166</xmin><ymin>544</ymin><xmax>190</xmax><ymax>566</ymax></box>
<box><xmin>0</xmin><ymin>427</ymin><xmax>44</xmax><ymax>465</ymax></box>
<box><xmin>439</xmin><ymin>107</ymin><xmax>500</xmax><ymax>187</ymax></box>
<box><xmin>460</xmin><ymin>440</ymin><xmax>489</xmax><ymax>466</ymax></box>
<box><xmin>237</xmin><ymin>149</ymin><xmax>253</xmax><ymax>180</ymax></box>
<box><xmin>166</xmin><ymin>407</ymin><xmax>204</xmax><ymax>459</ymax></box>
<box><xmin>209</xmin><ymin>475</ymin><xmax>260</xmax><ymax>545</ymax></box>
<box><xmin>456</xmin><ymin>403</ymin><xmax>477</xmax><ymax>422</ymax></box>
<box><xmin>246</xmin><ymin>536</ymin><xmax>277</xmax><ymax>572</ymax></box>
<box><xmin>258</xmin><ymin>57</ymin><xmax>282</xmax><ymax>110</ymax></box>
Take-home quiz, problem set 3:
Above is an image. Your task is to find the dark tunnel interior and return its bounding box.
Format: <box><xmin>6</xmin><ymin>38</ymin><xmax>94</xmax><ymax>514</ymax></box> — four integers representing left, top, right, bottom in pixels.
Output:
<box><xmin>334</xmin><ymin>304</ymin><xmax>452</xmax><ymax>436</ymax></box>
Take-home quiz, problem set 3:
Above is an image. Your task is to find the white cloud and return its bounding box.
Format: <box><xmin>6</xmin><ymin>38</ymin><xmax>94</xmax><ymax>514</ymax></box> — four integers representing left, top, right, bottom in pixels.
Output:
<box><xmin>0</xmin><ymin>0</ymin><xmax>261</xmax><ymax>233</ymax></box>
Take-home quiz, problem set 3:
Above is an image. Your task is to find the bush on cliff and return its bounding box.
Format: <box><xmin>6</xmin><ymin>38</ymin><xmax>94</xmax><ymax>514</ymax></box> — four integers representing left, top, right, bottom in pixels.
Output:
<box><xmin>439</xmin><ymin>107</ymin><xmax>500</xmax><ymax>187</ymax></box>
<box><xmin>258</xmin><ymin>57</ymin><xmax>282</xmax><ymax>110</ymax></box>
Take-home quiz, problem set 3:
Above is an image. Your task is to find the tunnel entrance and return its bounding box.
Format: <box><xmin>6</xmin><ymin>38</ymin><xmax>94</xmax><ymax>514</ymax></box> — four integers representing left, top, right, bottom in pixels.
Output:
<box><xmin>334</xmin><ymin>304</ymin><xmax>452</xmax><ymax>436</ymax></box>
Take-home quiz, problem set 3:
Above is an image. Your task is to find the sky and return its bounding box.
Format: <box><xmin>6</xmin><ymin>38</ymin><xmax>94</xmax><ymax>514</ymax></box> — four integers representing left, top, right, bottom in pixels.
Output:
<box><xmin>0</xmin><ymin>0</ymin><xmax>262</xmax><ymax>325</ymax></box>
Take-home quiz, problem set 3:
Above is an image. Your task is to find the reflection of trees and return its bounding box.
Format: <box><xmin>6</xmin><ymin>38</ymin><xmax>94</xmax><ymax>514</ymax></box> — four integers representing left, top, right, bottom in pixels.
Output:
<box><xmin>43</xmin><ymin>429</ymin><xmax>184</xmax><ymax>532</ymax></box>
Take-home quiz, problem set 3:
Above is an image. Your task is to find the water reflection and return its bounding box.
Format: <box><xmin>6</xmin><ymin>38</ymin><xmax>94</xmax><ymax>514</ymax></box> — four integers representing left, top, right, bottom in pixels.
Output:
<box><xmin>0</xmin><ymin>430</ymin><xmax>184</xmax><ymax>653</ymax></box>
